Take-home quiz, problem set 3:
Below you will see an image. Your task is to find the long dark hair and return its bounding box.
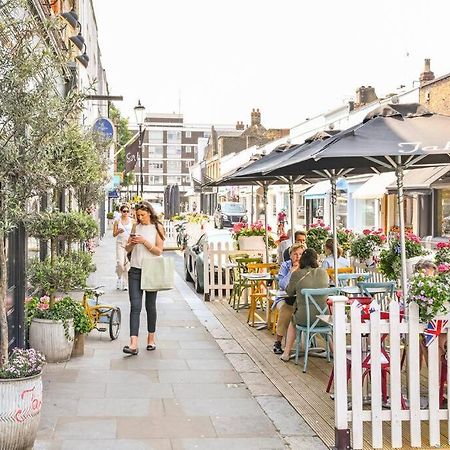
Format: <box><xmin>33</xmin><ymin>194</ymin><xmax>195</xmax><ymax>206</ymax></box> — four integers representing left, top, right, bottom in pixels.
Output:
<box><xmin>300</xmin><ymin>248</ymin><xmax>319</xmax><ymax>269</ymax></box>
<box><xmin>135</xmin><ymin>201</ymin><xmax>165</xmax><ymax>240</ymax></box>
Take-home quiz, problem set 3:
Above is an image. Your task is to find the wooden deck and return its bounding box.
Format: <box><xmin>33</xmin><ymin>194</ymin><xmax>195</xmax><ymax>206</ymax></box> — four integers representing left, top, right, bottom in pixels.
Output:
<box><xmin>207</xmin><ymin>299</ymin><xmax>450</xmax><ymax>450</ymax></box>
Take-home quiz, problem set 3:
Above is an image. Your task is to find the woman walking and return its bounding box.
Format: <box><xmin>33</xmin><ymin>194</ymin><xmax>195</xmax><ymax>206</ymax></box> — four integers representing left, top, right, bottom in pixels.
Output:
<box><xmin>123</xmin><ymin>201</ymin><xmax>165</xmax><ymax>355</ymax></box>
<box><xmin>113</xmin><ymin>204</ymin><xmax>133</xmax><ymax>290</ymax></box>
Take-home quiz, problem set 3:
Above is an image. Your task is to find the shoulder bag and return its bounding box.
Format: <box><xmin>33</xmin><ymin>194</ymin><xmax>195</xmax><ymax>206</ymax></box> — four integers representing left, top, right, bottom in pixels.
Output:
<box><xmin>141</xmin><ymin>255</ymin><xmax>174</xmax><ymax>291</ymax></box>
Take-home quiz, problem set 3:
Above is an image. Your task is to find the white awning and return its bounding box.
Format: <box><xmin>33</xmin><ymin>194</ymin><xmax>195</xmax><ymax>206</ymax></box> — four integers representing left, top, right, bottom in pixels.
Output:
<box><xmin>387</xmin><ymin>166</ymin><xmax>450</xmax><ymax>192</ymax></box>
<box><xmin>304</xmin><ymin>178</ymin><xmax>347</xmax><ymax>199</ymax></box>
<box><xmin>352</xmin><ymin>172</ymin><xmax>397</xmax><ymax>200</ymax></box>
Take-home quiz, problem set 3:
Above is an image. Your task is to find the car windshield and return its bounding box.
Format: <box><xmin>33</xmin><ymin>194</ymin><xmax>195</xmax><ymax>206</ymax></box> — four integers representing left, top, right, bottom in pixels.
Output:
<box><xmin>221</xmin><ymin>203</ymin><xmax>245</xmax><ymax>214</ymax></box>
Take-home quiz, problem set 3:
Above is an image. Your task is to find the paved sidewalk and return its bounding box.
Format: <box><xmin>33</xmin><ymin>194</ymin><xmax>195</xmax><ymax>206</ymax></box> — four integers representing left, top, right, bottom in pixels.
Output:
<box><xmin>34</xmin><ymin>232</ymin><xmax>327</xmax><ymax>450</ymax></box>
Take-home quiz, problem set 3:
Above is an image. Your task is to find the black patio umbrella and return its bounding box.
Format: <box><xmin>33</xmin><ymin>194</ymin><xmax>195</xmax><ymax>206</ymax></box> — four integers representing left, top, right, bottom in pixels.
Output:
<box><xmin>265</xmin><ymin>103</ymin><xmax>450</xmax><ymax>295</ymax></box>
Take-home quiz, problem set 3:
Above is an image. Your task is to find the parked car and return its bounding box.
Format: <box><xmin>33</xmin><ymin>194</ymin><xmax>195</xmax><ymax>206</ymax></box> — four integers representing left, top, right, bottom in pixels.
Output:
<box><xmin>213</xmin><ymin>202</ymin><xmax>247</xmax><ymax>228</ymax></box>
<box><xmin>184</xmin><ymin>229</ymin><xmax>234</xmax><ymax>293</ymax></box>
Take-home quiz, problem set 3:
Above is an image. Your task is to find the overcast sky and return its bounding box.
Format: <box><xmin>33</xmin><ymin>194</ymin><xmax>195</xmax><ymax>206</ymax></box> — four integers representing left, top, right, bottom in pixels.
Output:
<box><xmin>92</xmin><ymin>0</ymin><xmax>450</xmax><ymax>129</ymax></box>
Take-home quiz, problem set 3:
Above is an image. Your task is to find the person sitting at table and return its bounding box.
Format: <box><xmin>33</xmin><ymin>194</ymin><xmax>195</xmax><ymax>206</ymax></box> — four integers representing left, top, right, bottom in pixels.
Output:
<box><xmin>273</xmin><ymin>243</ymin><xmax>305</xmax><ymax>354</ymax></box>
<box><xmin>282</xmin><ymin>230</ymin><xmax>307</xmax><ymax>262</ymax></box>
<box><xmin>280</xmin><ymin>248</ymin><xmax>329</xmax><ymax>362</ymax></box>
<box><xmin>321</xmin><ymin>239</ymin><xmax>350</xmax><ymax>270</ymax></box>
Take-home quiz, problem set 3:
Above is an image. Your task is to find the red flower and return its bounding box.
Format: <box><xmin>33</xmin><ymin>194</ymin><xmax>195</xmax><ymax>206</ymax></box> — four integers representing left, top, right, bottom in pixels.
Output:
<box><xmin>362</xmin><ymin>229</ymin><xmax>371</xmax><ymax>236</ymax></box>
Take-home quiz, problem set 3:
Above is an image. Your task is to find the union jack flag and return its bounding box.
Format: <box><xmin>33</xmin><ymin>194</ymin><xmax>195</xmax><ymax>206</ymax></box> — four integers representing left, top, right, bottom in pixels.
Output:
<box><xmin>424</xmin><ymin>319</ymin><xmax>448</xmax><ymax>348</ymax></box>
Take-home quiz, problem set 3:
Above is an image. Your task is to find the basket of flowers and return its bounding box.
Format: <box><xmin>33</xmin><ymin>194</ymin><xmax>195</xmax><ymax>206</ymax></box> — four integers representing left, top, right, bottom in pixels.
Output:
<box><xmin>232</xmin><ymin>222</ymin><xmax>276</xmax><ymax>250</ymax></box>
<box><xmin>350</xmin><ymin>228</ymin><xmax>386</xmax><ymax>266</ymax></box>
<box><xmin>306</xmin><ymin>221</ymin><xmax>332</xmax><ymax>254</ymax></box>
<box><xmin>435</xmin><ymin>242</ymin><xmax>450</xmax><ymax>265</ymax></box>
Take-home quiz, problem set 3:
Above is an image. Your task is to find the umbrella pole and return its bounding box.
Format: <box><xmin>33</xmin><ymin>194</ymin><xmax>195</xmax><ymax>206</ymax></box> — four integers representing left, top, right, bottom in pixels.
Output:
<box><xmin>263</xmin><ymin>183</ymin><xmax>269</xmax><ymax>263</ymax></box>
<box><xmin>251</xmin><ymin>185</ymin><xmax>254</xmax><ymax>223</ymax></box>
<box><xmin>331</xmin><ymin>174</ymin><xmax>339</xmax><ymax>284</ymax></box>
<box><xmin>289</xmin><ymin>177</ymin><xmax>295</xmax><ymax>245</ymax></box>
<box><xmin>395</xmin><ymin>160</ymin><xmax>408</xmax><ymax>299</ymax></box>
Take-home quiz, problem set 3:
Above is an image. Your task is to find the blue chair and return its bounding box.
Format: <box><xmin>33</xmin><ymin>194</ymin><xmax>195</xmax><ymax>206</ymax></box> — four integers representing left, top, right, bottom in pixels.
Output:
<box><xmin>357</xmin><ymin>281</ymin><xmax>396</xmax><ymax>308</ymax></box>
<box><xmin>294</xmin><ymin>287</ymin><xmax>340</xmax><ymax>373</ymax></box>
<box><xmin>337</xmin><ymin>272</ymin><xmax>372</xmax><ymax>295</ymax></box>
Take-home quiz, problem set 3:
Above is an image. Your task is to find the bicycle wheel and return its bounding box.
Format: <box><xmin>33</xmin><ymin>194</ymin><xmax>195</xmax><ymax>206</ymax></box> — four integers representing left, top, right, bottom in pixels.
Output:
<box><xmin>109</xmin><ymin>307</ymin><xmax>121</xmax><ymax>340</ymax></box>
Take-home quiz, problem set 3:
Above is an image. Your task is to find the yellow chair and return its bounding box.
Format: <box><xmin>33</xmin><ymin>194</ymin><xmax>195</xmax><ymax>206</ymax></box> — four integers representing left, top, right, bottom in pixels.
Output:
<box><xmin>326</xmin><ymin>266</ymin><xmax>353</xmax><ymax>284</ymax></box>
<box><xmin>246</xmin><ymin>263</ymin><xmax>279</xmax><ymax>327</ymax></box>
<box><xmin>229</xmin><ymin>256</ymin><xmax>262</xmax><ymax>311</ymax></box>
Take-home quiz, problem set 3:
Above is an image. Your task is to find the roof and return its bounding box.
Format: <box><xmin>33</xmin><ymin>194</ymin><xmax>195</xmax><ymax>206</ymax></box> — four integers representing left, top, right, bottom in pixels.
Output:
<box><xmin>352</xmin><ymin>172</ymin><xmax>397</xmax><ymax>199</ymax></box>
<box><xmin>386</xmin><ymin>166</ymin><xmax>450</xmax><ymax>192</ymax></box>
<box><xmin>420</xmin><ymin>73</ymin><xmax>450</xmax><ymax>89</ymax></box>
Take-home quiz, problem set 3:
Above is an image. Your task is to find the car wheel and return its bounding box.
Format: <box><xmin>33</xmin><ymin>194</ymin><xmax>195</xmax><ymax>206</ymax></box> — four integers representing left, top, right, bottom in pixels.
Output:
<box><xmin>194</xmin><ymin>265</ymin><xmax>203</xmax><ymax>293</ymax></box>
<box><xmin>184</xmin><ymin>261</ymin><xmax>193</xmax><ymax>282</ymax></box>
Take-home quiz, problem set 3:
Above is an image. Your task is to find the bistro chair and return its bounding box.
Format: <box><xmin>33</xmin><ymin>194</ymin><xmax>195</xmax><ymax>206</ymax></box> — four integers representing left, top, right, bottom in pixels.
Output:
<box><xmin>326</xmin><ymin>267</ymin><xmax>354</xmax><ymax>285</ymax></box>
<box><xmin>246</xmin><ymin>263</ymin><xmax>279</xmax><ymax>327</ymax></box>
<box><xmin>337</xmin><ymin>272</ymin><xmax>372</xmax><ymax>295</ymax></box>
<box><xmin>357</xmin><ymin>281</ymin><xmax>396</xmax><ymax>309</ymax></box>
<box><xmin>230</xmin><ymin>257</ymin><xmax>262</xmax><ymax>311</ymax></box>
<box><xmin>294</xmin><ymin>287</ymin><xmax>340</xmax><ymax>372</ymax></box>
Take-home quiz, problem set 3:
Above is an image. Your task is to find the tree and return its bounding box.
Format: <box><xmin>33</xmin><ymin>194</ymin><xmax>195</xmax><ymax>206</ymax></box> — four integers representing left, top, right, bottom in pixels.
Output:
<box><xmin>110</xmin><ymin>103</ymin><xmax>132</xmax><ymax>172</ymax></box>
<box><xmin>0</xmin><ymin>0</ymin><xmax>85</xmax><ymax>365</ymax></box>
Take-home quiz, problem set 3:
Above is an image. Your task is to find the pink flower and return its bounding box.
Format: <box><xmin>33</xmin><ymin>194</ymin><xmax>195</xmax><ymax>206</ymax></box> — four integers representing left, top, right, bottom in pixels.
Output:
<box><xmin>37</xmin><ymin>302</ymin><xmax>49</xmax><ymax>311</ymax></box>
<box><xmin>363</xmin><ymin>229</ymin><xmax>371</xmax><ymax>236</ymax></box>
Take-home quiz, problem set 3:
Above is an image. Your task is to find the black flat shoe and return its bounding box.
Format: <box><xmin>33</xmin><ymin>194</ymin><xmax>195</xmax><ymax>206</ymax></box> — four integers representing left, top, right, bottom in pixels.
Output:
<box><xmin>123</xmin><ymin>345</ymin><xmax>138</xmax><ymax>355</ymax></box>
<box><xmin>146</xmin><ymin>344</ymin><xmax>156</xmax><ymax>351</ymax></box>
<box><xmin>273</xmin><ymin>341</ymin><xmax>283</xmax><ymax>355</ymax></box>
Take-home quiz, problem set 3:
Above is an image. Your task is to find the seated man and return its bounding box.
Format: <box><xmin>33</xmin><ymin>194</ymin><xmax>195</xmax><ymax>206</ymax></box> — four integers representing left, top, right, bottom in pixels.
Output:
<box><xmin>282</xmin><ymin>230</ymin><xmax>307</xmax><ymax>262</ymax></box>
<box><xmin>273</xmin><ymin>243</ymin><xmax>305</xmax><ymax>354</ymax></box>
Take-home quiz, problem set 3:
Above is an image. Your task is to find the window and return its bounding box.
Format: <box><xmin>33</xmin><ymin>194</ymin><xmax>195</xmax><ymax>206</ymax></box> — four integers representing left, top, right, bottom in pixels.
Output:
<box><xmin>167</xmin><ymin>130</ymin><xmax>181</xmax><ymax>143</ymax></box>
<box><xmin>167</xmin><ymin>145</ymin><xmax>181</xmax><ymax>156</ymax></box>
<box><xmin>167</xmin><ymin>160</ymin><xmax>181</xmax><ymax>173</ymax></box>
<box><xmin>185</xmin><ymin>130</ymin><xmax>192</xmax><ymax>138</ymax></box>
<box><xmin>149</xmin><ymin>146</ymin><xmax>163</xmax><ymax>157</ymax></box>
<box><xmin>167</xmin><ymin>176</ymin><xmax>182</xmax><ymax>184</ymax></box>
<box><xmin>185</xmin><ymin>146</ymin><xmax>192</xmax><ymax>154</ymax></box>
<box><xmin>184</xmin><ymin>160</ymin><xmax>193</xmax><ymax>169</ymax></box>
<box><xmin>438</xmin><ymin>189</ymin><xmax>450</xmax><ymax>237</ymax></box>
<box><xmin>148</xmin><ymin>162</ymin><xmax>163</xmax><ymax>171</ymax></box>
<box><xmin>149</xmin><ymin>131</ymin><xmax>163</xmax><ymax>144</ymax></box>
<box><xmin>149</xmin><ymin>176</ymin><xmax>162</xmax><ymax>184</ymax></box>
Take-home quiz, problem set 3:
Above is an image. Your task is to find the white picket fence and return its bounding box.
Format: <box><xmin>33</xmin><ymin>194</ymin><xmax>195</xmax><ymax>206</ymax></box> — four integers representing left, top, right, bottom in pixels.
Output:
<box><xmin>332</xmin><ymin>296</ymin><xmax>449</xmax><ymax>449</ymax></box>
<box><xmin>202</xmin><ymin>242</ymin><xmax>265</xmax><ymax>301</ymax></box>
<box><xmin>163</xmin><ymin>220</ymin><xmax>177</xmax><ymax>249</ymax></box>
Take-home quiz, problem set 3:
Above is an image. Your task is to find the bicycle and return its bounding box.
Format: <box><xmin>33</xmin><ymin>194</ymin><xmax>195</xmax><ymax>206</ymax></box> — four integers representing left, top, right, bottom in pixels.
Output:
<box><xmin>81</xmin><ymin>286</ymin><xmax>121</xmax><ymax>340</ymax></box>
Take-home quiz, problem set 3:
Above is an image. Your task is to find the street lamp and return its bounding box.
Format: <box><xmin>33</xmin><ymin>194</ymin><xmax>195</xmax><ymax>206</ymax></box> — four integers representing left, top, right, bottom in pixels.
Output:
<box><xmin>134</xmin><ymin>100</ymin><xmax>146</xmax><ymax>199</ymax></box>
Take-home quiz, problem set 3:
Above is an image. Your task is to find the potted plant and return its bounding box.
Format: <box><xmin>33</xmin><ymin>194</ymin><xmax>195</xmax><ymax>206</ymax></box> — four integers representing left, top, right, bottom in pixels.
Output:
<box><xmin>232</xmin><ymin>222</ymin><xmax>275</xmax><ymax>251</ymax></box>
<box><xmin>0</xmin><ymin>348</ymin><xmax>45</xmax><ymax>449</ymax></box>
<box><xmin>408</xmin><ymin>264</ymin><xmax>450</xmax><ymax>322</ymax></box>
<box><xmin>25</xmin><ymin>296</ymin><xmax>93</xmax><ymax>362</ymax></box>
<box><xmin>350</xmin><ymin>228</ymin><xmax>386</xmax><ymax>267</ymax></box>
<box><xmin>306</xmin><ymin>221</ymin><xmax>331</xmax><ymax>255</ymax></box>
<box><xmin>337</xmin><ymin>228</ymin><xmax>356</xmax><ymax>256</ymax></box>
<box><xmin>379</xmin><ymin>232</ymin><xmax>427</xmax><ymax>281</ymax></box>
<box><xmin>435</xmin><ymin>242</ymin><xmax>450</xmax><ymax>265</ymax></box>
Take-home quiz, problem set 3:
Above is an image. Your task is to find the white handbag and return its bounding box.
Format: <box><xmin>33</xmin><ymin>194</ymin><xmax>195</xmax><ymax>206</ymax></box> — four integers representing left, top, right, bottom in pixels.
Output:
<box><xmin>140</xmin><ymin>256</ymin><xmax>174</xmax><ymax>291</ymax></box>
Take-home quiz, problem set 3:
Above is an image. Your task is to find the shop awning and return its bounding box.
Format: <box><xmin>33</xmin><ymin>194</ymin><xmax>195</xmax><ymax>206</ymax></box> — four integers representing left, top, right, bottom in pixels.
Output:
<box><xmin>352</xmin><ymin>172</ymin><xmax>397</xmax><ymax>199</ymax></box>
<box><xmin>386</xmin><ymin>166</ymin><xmax>450</xmax><ymax>193</ymax></box>
<box><xmin>304</xmin><ymin>178</ymin><xmax>347</xmax><ymax>199</ymax></box>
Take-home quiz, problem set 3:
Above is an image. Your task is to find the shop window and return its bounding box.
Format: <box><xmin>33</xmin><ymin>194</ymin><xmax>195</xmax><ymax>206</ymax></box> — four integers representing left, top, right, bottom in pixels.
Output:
<box><xmin>438</xmin><ymin>189</ymin><xmax>450</xmax><ymax>237</ymax></box>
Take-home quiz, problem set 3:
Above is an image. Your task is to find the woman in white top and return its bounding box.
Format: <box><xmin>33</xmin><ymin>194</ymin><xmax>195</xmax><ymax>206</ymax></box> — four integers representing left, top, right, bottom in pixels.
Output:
<box><xmin>123</xmin><ymin>201</ymin><xmax>165</xmax><ymax>355</ymax></box>
<box><xmin>113</xmin><ymin>205</ymin><xmax>133</xmax><ymax>290</ymax></box>
<box><xmin>321</xmin><ymin>238</ymin><xmax>350</xmax><ymax>269</ymax></box>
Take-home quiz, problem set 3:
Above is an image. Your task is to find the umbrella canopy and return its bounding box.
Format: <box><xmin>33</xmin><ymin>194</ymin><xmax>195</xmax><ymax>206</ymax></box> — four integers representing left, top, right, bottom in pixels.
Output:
<box><xmin>266</xmin><ymin>104</ymin><xmax>450</xmax><ymax>177</ymax></box>
<box><xmin>264</xmin><ymin>103</ymin><xmax>450</xmax><ymax>296</ymax></box>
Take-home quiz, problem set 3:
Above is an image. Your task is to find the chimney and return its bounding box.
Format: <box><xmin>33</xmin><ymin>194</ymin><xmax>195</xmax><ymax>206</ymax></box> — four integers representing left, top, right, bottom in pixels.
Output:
<box><xmin>250</xmin><ymin>108</ymin><xmax>261</xmax><ymax>127</ymax></box>
<box><xmin>355</xmin><ymin>86</ymin><xmax>378</xmax><ymax>106</ymax></box>
<box><xmin>348</xmin><ymin>100</ymin><xmax>355</xmax><ymax>112</ymax></box>
<box><xmin>420</xmin><ymin>58</ymin><xmax>435</xmax><ymax>85</ymax></box>
<box><xmin>235</xmin><ymin>120</ymin><xmax>244</xmax><ymax>130</ymax></box>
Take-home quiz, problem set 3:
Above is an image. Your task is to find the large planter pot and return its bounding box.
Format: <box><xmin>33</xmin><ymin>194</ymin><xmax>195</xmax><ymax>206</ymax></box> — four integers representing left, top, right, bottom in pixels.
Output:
<box><xmin>71</xmin><ymin>331</ymin><xmax>85</xmax><ymax>357</ymax></box>
<box><xmin>237</xmin><ymin>236</ymin><xmax>265</xmax><ymax>251</ymax></box>
<box><xmin>0</xmin><ymin>373</ymin><xmax>42</xmax><ymax>450</ymax></box>
<box><xmin>29</xmin><ymin>318</ymin><xmax>74</xmax><ymax>363</ymax></box>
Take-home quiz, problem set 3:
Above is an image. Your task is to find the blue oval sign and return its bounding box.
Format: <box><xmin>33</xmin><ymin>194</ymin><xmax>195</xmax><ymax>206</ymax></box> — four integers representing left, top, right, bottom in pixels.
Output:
<box><xmin>93</xmin><ymin>117</ymin><xmax>115</xmax><ymax>141</ymax></box>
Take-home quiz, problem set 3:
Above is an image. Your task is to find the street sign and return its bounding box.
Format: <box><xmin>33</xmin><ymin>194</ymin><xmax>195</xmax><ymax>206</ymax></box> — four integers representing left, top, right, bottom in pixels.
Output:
<box><xmin>93</xmin><ymin>117</ymin><xmax>115</xmax><ymax>142</ymax></box>
<box><xmin>108</xmin><ymin>190</ymin><xmax>119</xmax><ymax>199</ymax></box>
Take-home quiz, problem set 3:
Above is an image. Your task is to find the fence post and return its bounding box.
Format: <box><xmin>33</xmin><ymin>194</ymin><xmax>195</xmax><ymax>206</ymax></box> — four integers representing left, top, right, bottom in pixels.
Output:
<box><xmin>332</xmin><ymin>295</ymin><xmax>352</xmax><ymax>450</ymax></box>
<box><xmin>203</xmin><ymin>242</ymin><xmax>210</xmax><ymax>301</ymax></box>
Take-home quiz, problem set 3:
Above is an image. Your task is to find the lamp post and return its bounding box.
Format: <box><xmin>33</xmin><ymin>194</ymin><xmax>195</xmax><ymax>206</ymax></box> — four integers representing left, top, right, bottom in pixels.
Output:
<box><xmin>134</xmin><ymin>100</ymin><xmax>146</xmax><ymax>199</ymax></box>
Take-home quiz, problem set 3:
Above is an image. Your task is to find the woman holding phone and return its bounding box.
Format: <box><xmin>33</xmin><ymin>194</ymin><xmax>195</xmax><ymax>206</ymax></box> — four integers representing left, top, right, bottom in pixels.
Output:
<box><xmin>123</xmin><ymin>201</ymin><xmax>165</xmax><ymax>355</ymax></box>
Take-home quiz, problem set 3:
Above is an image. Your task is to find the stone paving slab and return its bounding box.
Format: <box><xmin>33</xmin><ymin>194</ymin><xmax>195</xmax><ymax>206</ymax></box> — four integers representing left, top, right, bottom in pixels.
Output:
<box><xmin>34</xmin><ymin>233</ymin><xmax>328</xmax><ymax>449</ymax></box>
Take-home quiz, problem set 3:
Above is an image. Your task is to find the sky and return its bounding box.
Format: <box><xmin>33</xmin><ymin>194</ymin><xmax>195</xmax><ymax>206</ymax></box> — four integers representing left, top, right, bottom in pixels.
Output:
<box><xmin>92</xmin><ymin>0</ymin><xmax>450</xmax><ymax>129</ymax></box>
